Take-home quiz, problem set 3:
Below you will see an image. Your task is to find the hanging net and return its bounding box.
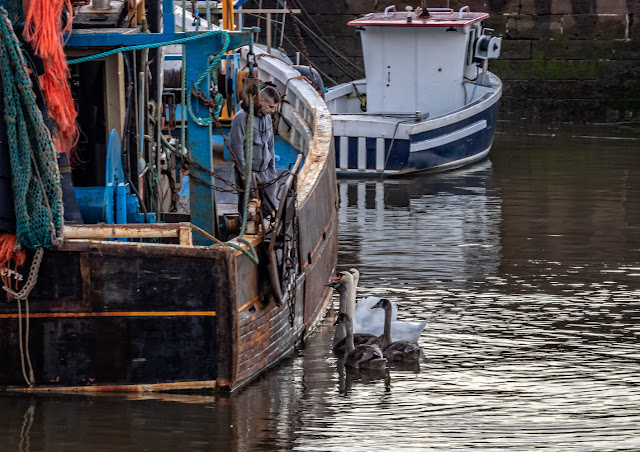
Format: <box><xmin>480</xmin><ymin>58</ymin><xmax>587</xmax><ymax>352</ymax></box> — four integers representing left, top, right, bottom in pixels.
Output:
<box><xmin>0</xmin><ymin>7</ymin><xmax>63</xmax><ymax>250</ymax></box>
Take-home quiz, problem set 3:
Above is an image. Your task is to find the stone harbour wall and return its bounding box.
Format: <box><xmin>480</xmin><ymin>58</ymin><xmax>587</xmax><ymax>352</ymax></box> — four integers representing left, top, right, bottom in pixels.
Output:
<box><xmin>247</xmin><ymin>0</ymin><xmax>640</xmax><ymax>123</ymax></box>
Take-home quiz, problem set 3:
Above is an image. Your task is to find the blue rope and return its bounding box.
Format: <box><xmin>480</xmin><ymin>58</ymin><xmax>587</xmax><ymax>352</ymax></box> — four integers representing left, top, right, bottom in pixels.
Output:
<box><xmin>469</xmin><ymin>83</ymin><xmax>493</xmax><ymax>103</ymax></box>
<box><xmin>186</xmin><ymin>32</ymin><xmax>230</xmax><ymax>126</ymax></box>
<box><xmin>66</xmin><ymin>29</ymin><xmax>231</xmax><ymax>65</ymax></box>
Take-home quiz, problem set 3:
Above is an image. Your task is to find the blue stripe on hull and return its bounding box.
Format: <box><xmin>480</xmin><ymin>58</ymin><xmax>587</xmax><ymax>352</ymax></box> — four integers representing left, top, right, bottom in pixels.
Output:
<box><xmin>348</xmin><ymin>137</ymin><xmax>358</xmax><ymax>169</ymax></box>
<box><xmin>334</xmin><ymin>136</ymin><xmax>410</xmax><ymax>171</ymax></box>
<box><xmin>366</xmin><ymin>137</ymin><xmax>376</xmax><ymax>169</ymax></box>
<box><xmin>334</xmin><ymin>102</ymin><xmax>499</xmax><ymax>175</ymax></box>
<box><xmin>406</xmin><ymin>102</ymin><xmax>499</xmax><ymax>173</ymax></box>
<box><xmin>384</xmin><ymin>138</ymin><xmax>410</xmax><ymax>171</ymax></box>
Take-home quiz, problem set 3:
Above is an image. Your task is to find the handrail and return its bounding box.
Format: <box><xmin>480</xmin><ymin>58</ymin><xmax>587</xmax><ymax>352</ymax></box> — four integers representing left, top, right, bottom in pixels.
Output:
<box><xmin>458</xmin><ymin>6</ymin><xmax>470</xmax><ymax>19</ymax></box>
<box><xmin>384</xmin><ymin>5</ymin><xmax>396</xmax><ymax>18</ymax></box>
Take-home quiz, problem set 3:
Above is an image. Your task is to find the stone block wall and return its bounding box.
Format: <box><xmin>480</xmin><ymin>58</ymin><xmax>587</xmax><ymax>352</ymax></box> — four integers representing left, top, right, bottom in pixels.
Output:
<box><xmin>247</xmin><ymin>0</ymin><xmax>640</xmax><ymax>122</ymax></box>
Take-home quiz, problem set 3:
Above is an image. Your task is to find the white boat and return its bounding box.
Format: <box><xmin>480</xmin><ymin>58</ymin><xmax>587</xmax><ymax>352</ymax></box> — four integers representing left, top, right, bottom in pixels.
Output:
<box><xmin>324</xmin><ymin>4</ymin><xmax>503</xmax><ymax>177</ymax></box>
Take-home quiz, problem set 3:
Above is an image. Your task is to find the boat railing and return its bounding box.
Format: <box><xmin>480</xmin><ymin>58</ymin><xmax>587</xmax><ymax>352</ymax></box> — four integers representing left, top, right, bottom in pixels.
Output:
<box><xmin>384</xmin><ymin>5</ymin><xmax>396</xmax><ymax>18</ymax></box>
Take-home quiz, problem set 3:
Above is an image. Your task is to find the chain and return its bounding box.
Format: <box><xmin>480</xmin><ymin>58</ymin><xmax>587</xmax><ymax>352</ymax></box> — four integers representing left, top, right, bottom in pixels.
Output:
<box><xmin>289</xmin><ymin>13</ymin><xmax>318</xmax><ymax>89</ymax></box>
<box><xmin>286</xmin><ymin>215</ymin><xmax>299</xmax><ymax>326</ymax></box>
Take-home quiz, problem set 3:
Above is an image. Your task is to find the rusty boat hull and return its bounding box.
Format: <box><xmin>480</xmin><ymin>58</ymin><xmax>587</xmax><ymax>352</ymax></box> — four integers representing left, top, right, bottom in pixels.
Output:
<box><xmin>0</xmin><ymin>28</ymin><xmax>338</xmax><ymax>392</ymax></box>
<box><xmin>0</xmin><ymin>157</ymin><xmax>337</xmax><ymax>392</ymax></box>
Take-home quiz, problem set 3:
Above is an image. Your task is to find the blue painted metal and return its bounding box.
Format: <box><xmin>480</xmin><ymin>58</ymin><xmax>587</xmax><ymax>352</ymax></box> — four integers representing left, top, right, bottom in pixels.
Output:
<box><xmin>115</xmin><ymin>184</ymin><xmax>127</xmax><ymax>224</ymax></box>
<box><xmin>116</xmin><ymin>183</ymin><xmax>128</xmax><ymax>241</ymax></box>
<box><xmin>75</xmin><ymin>187</ymin><xmax>155</xmax><ymax>224</ymax></box>
<box><xmin>78</xmin><ymin>129</ymin><xmax>155</xmax><ymax>225</ymax></box>
<box><xmin>104</xmin><ymin>184</ymin><xmax>115</xmax><ymax>224</ymax></box>
<box><xmin>106</xmin><ymin>129</ymin><xmax>126</xmax><ymax>185</ymax></box>
<box><xmin>64</xmin><ymin>2</ymin><xmax>253</xmax><ymax>242</ymax></box>
<box><xmin>65</xmin><ymin>28</ymin><xmax>252</xmax><ymax>49</ymax></box>
<box><xmin>186</xmin><ymin>46</ymin><xmax>217</xmax><ymax>244</ymax></box>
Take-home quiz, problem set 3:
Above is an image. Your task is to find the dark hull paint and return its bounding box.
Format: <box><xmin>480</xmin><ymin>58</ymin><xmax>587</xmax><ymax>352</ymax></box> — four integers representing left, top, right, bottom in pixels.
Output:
<box><xmin>405</xmin><ymin>102</ymin><xmax>499</xmax><ymax>173</ymax></box>
<box><xmin>333</xmin><ymin>97</ymin><xmax>500</xmax><ymax>177</ymax></box>
<box><xmin>0</xmin><ymin>153</ymin><xmax>338</xmax><ymax>392</ymax></box>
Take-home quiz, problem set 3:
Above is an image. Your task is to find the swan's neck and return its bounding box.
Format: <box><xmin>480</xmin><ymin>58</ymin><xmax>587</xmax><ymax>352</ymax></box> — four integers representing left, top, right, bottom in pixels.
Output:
<box><xmin>338</xmin><ymin>288</ymin><xmax>348</xmax><ymax>315</ymax></box>
<box><xmin>382</xmin><ymin>305</ymin><xmax>392</xmax><ymax>349</ymax></box>
<box><xmin>343</xmin><ymin>275</ymin><xmax>356</xmax><ymax>321</ymax></box>
<box><xmin>344</xmin><ymin>317</ymin><xmax>355</xmax><ymax>358</ymax></box>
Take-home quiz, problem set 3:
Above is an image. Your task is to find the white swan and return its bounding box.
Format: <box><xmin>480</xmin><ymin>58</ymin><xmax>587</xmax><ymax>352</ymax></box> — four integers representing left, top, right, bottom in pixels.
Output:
<box><xmin>337</xmin><ymin>269</ymin><xmax>399</xmax><ymax>331</ymax></box>
<box><xmin>358</xmin><ymin>315</ymin><xmax>432</xmax><ymax>344</ymax></box>
<box><xmin>355</xmin><ymin>296</ymin><xmax>396</xmax><ymax>330</ymax></box>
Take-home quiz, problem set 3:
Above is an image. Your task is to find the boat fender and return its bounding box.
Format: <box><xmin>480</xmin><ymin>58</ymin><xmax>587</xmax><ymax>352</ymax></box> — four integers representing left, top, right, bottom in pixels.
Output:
<box><xmin>292</xmin><ymin>65</ymin><xmax>324</xmax><ymax>99</ymax></box>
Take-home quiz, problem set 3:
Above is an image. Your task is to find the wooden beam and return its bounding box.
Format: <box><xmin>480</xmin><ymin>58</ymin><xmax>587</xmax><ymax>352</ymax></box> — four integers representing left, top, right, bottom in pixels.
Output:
<box><xmin>63</xmin><ymin>223</ymin><xmax>193</xmax><ymax>245</ymax></box>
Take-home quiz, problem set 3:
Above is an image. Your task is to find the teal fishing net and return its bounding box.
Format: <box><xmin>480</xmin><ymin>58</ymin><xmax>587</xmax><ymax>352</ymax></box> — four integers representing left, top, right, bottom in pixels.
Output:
<box><xmin>0</xmin><ymin>0</ymin><xmax>24</xmax><ymax>29</ymax></box>
<box><xmin>0</xmin><ymin>8</ymin><xmax>63</xmax><ymax>249</ymax></box>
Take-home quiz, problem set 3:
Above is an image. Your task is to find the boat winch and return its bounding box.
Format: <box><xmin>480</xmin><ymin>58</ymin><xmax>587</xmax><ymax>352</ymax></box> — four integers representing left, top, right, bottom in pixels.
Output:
<box><xmin>474</xmin><ymin>30</ymin><xmax>502</xmax><ymax>61</ymax></box>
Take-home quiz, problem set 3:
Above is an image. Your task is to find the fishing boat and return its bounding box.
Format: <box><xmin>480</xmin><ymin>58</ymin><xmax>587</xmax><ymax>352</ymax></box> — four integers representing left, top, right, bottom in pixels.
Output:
<box><xmin>0</xmin><ymin>0</ymin><xmax>337</xmax><ymax>392</ymax></box>
<box><xmin>324</xmin><ymin>3</ymin><xmax>503</xmax><ymax>176</ymax></box>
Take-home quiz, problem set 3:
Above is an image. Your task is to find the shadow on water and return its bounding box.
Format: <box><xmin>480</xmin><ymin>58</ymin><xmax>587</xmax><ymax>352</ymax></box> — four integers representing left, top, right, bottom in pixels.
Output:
<box><xmin>1</xmin><ymin>122</ymin><xmax>640</xmax><ymax>451</ymax></box>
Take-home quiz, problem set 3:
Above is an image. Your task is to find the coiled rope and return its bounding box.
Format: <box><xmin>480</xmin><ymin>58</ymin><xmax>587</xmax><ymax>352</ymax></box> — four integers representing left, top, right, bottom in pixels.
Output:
<box><xmin>185</xmin><ymin>32</ymin><xmax>229</xmax><ymax>126</ymax></box>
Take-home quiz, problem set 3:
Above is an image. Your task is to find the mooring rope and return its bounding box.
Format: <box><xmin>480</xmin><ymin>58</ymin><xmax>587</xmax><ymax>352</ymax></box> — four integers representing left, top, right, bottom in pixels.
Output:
<box><xmin>3</xmin><ymin>247</ymin><xmax>45</xmax><ymax>387</ymax></box>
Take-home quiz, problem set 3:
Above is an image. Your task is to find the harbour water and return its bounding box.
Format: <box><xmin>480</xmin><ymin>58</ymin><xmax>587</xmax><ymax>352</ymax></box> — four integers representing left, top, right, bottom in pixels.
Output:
<box><xmin>1</xmin><ymin>122</ymin><xmax>639</xmax><ymax>451</ymax></box>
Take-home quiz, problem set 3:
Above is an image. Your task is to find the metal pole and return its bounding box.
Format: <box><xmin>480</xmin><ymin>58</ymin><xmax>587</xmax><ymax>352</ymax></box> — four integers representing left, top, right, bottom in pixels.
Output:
<box><xmin>266</xmin><ymin>12</ymin><xmax>272</xmax><ymax>54</ymax></box>
<box><xmin>279</xmin><ymin>1</ymin><xmax>287</xmax><ymax>48</ymax></box>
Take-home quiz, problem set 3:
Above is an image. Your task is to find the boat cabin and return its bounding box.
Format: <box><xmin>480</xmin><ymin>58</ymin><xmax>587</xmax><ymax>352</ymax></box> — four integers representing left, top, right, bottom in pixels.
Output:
<box><xmin>349</xmin><ymin>6</ymin><xmax>501</xmax><ymax>118</ymax></box>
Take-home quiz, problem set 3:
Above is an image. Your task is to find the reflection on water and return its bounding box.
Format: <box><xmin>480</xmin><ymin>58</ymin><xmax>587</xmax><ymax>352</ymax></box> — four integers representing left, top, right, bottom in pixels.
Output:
<box><xmin>338</xmin><ymin>159</ymin><xmax>502</xmax><ymax>284</ymax></box>
<box><xmin>1</xmin><ymin>123</ymin><xmax>640</xmax><ymax>451</ymax></box>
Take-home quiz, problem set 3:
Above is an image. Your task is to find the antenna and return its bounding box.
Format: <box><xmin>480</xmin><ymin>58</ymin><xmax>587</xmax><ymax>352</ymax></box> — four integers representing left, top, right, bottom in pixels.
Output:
<box><xmin>419</xmin><ymin>0</ymin><xmax>430</xmax><ymax>17</ymax></box>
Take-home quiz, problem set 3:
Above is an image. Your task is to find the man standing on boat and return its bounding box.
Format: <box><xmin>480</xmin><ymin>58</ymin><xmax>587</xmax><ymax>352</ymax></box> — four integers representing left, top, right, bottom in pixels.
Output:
<box><xmin>230</xmin><ymin>86</ymin><xmax>281</xmax><ymax>218</ymax></box>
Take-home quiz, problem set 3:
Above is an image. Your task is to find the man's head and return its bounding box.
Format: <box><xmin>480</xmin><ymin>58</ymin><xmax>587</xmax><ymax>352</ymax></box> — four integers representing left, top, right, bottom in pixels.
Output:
<box><xmin>258</xmin><ymin>86</ymin><xmax>280</xmax><ymax>116</ymax></box>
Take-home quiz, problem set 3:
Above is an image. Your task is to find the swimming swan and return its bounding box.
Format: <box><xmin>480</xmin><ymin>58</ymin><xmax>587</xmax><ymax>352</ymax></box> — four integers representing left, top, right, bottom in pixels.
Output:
<box><xmin>373</xmin><ymin>298</ymin><xmax>421</xmax><ymax>363</ymax></box>
<box><xmin>336</xmin><ymin>270</ymin><xmax>398</xmax><ymax>331</ymax></box>
<box><xmin>358</xmin><ymin>314</ymin><xmax>432</xmax><ymax>343</ymax></box>
<box><xmin>326</xmin><ymin>277</ymin><xmax>382</xmax><ymax>353</ymax></box>
<box><xmin>334</xmin><ymin>313</ymin><xmax>387</xmax><ymax>369</ymax></box>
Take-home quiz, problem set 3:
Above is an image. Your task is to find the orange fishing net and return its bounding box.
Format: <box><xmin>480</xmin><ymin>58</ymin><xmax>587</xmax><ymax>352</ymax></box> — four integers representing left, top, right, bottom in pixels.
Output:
<box><xmin>0</xmin><ymin>233</ymin><xmax>26</xmax><ymax>296</ymax></box>
<box><xmin>22</xmin><ymin>0</ymin><xmax>78</xmax><ymax>155</ymax></box>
